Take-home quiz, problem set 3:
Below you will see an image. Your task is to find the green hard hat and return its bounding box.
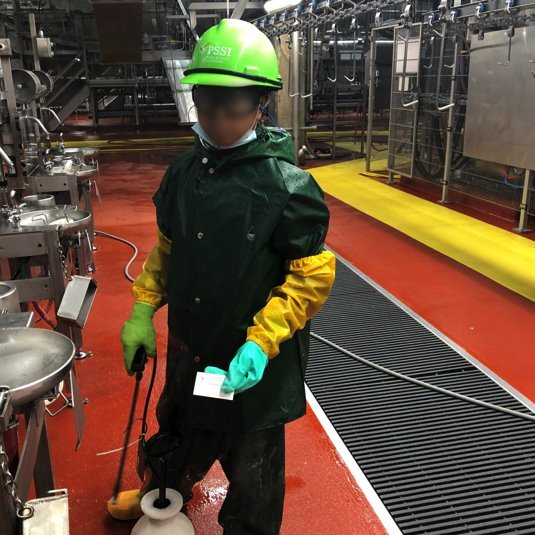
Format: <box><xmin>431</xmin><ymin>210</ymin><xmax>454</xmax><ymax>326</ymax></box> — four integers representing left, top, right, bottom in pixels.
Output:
<box><xmin>181</xmin><ymin>19</ymin><xmax>282</xmax><ymax>90</ymax></box>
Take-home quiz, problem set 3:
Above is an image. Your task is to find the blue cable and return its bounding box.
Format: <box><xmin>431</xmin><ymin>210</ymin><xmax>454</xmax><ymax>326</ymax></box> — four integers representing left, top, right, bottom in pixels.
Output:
<box><xmin>260</xmin><ymin>105</ymin><xmax>287</xmax><ymax>134</ymax></box>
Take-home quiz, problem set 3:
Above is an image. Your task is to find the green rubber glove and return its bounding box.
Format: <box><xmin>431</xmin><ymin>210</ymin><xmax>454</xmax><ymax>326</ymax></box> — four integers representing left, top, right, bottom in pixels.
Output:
<box><xmin>121</xmin><ymin>302</ymin><xmax>157</xmax><ymax>376</ymax></box>
<box><xmin>205</xmin><ymin>341</ymin><xmax>268</xmax><ymax>394</ymax></box>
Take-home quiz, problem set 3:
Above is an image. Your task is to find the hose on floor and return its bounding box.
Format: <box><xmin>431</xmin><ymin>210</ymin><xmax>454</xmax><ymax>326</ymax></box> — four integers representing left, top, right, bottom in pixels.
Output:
<box><xmin>94</xmin><ymin>230</ymin><xmax>138</xmax><ymax>282</ymax></box>
<box><xmin>32</xmin><ymin>300</ymin><xmax>56</xmax><ymax>329</ymax></box>
<box><xmin>310</xmin><ymin>331</ymin><xmax>535</xmax><ymax>423</ymax></box>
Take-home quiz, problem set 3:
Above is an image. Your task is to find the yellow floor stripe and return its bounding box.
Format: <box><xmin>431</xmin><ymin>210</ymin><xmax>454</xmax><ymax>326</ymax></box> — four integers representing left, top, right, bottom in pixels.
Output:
<box><xmin>99</xmin><ymin>147</ymin><xmax>178</xmax><ymax>153</ymax></box>
<box><xmin>63</xmin><ymin>136</ymin><xmax>195</xmax><ymax>149</ymax></box>
<box><xmin>310</xmin><ymin>158</ymin><xmax>535</xmax><ymax>302</ymax></box>
<box><xmin>306</xmin><ymin>130</ymin><xmax>390</xmax><ymax>138</ymax></box>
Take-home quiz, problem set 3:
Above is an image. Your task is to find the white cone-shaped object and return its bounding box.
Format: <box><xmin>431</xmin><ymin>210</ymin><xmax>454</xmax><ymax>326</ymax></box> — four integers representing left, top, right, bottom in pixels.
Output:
<box><xmin>131</xmin><ymin>489</ymin><xmax>195</xmax><ymax>535</ymax></box>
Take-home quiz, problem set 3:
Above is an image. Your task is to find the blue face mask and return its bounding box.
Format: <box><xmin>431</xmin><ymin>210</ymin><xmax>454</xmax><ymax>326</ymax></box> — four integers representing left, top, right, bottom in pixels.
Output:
<box><xmin>192</xmin><ymin>122</ymin><xmax>257</xmax><ymax>150</ymax></box>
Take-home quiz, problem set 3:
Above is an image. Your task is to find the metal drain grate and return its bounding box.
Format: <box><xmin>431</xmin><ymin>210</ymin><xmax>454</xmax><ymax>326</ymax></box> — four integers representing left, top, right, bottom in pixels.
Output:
<box><xmin>306</xmin><ymin>257</ymin><xmax>535</xmax><ymax>535</ymax></box>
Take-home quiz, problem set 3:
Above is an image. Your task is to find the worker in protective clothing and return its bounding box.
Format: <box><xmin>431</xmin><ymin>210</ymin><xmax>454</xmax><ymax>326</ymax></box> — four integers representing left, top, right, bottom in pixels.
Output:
<box><xmin>108</xmin><ymin>18</ymin><xmax>336</xmax><ymax>534</ymax></box>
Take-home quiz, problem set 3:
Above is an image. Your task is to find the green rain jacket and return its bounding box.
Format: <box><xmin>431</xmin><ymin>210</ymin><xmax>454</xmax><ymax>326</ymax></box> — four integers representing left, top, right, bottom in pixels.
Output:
<box><xmin>153</xmin><ymin>124</ymin><xmax>330</xmax><ymax>432</ymax></box>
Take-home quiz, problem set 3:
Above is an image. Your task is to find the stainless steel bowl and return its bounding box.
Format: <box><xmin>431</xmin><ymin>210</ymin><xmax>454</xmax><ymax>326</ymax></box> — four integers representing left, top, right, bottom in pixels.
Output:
<box><xmin>0</xmin><ymin>282</ymin><xmax>20</xmax><ymax>313</ymax></box>
<box><xmin>18</xmin><ymin>208</ymin><xmax>92</xmax><ymax>233</ymax></box>
<box><xmin>0</xmin><ymin>328</ymin><xmax>75</xmax><ymax>407</ymax></box>
<box><xmin>75</xmin><ymin>165</ymin><xmax>98</xmax><ymax>179</ymax></box>
<box><xmin>23</xmin><ymin>194</ymin><xmax>56</xmax><ymax>209</ymax></box>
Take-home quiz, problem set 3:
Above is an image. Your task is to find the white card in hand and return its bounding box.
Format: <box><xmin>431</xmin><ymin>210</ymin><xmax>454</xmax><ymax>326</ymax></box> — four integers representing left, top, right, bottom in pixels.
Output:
<box><xmin>193</xmin><ymin>372</ymin><xmax>234</xmax><ymax>401</ymax></box>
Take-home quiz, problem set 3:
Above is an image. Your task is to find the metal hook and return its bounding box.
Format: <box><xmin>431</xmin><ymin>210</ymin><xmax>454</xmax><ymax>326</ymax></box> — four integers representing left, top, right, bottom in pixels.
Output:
<box><xmin>288</xmin><ymin>32</ymin><xmax>302</xmax><ymax>97</ymax></box>
<box><xmin>475</xmin><ymin>3</ymin><xmax>485</xmax><ymax>18</ymax></box>
<box><xmin>277</xmin><ymin>18</ymin><xmax>292</xmax><ymax>34</ymax></box>
<box><xmin>400</xmin><ymin>4</ymin><xmax>412</xmax><ymax>25</ymax></box>
<box><xmin>438</xmin><ymin>0</ymin><xmax>449</xmax><ymax>20</ymax></box>
<box><xmin>305</xmin><ymin>0</ymin><xmax>318</xmax><ymax>20</ymax></box>
<box><xmin>375</xmin><ymin>12</ymin><xmax>382</xmax><ymax>26</ymax></box>
<box><xmin>327</xmin><ymin>22</ymin><xmax>338</xmax><ymax>83</ymax></box>
<box><xmin>178</xmin><ymin>22</ymin><xmax>187</xmax><ymax>50</ymax></box>
<box><xmin>325</xmin><ymin>0</ymin><xmax>337</xmax><ymax>15</ymax></box>
<box><xmin>498</xmin><ymin>26</ymin><xmax>514</xmax><ymax>66</ymax></box>
<box><xmin>397</xmin><ymin>23</ymin><xmax>420</xmax><ymax>109</ymax></box>
<box><xmin>423</xmin><ymin>36</ymin><xmax>435</xmax><ymax>70</ymax></box>
<box><xmin>344</xmin><ymin>26</ymin><xmax>358</xmax><ymax>83</ymax></box>
<box><xmin>435</xmin><ymin>24</ymin><xmax>456</xmax><ymax>111</ymax></box>
<box><xmin>297</xmin><ymin>32</ymin><xmax>306</xmax><ymax>56</ymax></box>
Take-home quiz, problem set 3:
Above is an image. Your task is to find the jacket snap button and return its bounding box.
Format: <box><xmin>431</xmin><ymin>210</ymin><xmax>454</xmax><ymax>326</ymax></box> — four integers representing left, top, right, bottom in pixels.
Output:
<box><xmin>194</xmin><ymin>356</ymin><xmax>201</xmax><ymax>363</ymax></box>
<box><xmin>208</xmin><ymin>168</ymin><xmax>215</xmax><ymax>174</ymax></box>
<box><xmin>201</xmin><ymin>157</ymin><xmax>208</xmax><ymax>164</ymax></box>
<box><xmin>197</xmin><ymin>232</ymin><xmax>204</xmax><ymax>239</ymax></box>
<box><xmin>194</xmin><ymin>297</ymin><xmax>201</xmax><ymax>304</ymax></box>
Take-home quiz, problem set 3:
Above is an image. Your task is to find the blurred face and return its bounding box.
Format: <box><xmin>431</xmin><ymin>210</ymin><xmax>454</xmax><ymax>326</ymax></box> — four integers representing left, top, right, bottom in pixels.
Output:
<box><xmin>193</xmin><ymin>85</ymin><xmax>269</xmax><ymax>147</ymax></box>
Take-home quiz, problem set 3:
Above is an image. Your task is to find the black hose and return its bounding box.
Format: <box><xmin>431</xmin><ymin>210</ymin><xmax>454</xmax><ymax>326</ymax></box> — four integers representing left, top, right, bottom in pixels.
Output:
<box><xmin>141</xmin><ymin>352</ymin><xmax>157</xmax><ymax>439</ymax></box>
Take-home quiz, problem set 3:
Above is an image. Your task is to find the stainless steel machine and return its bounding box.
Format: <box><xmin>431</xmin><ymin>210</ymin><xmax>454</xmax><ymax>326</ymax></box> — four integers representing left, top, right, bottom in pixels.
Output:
<box><xmin>0</xmin><ymin>23</ymin><xmax>99</xmax><ymax>535</ymax></box>
<box><xmin>0</xmin><ymin>327</ymin><xmax>78</xmax><ymax>535</ymax></box>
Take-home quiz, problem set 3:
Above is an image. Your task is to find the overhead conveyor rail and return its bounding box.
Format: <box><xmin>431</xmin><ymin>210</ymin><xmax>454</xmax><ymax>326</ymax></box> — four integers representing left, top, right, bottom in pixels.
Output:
<box><xmin>307</xmin><ymin>256</ymin><xmax>535</xmax><ymax>535</ymax></box>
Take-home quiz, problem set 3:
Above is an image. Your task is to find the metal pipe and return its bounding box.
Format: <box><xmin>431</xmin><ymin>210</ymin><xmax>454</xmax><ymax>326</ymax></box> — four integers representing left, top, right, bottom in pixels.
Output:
<box><xmin>344</xmin><ymin>27</ymin><xmax>358</xmax><ymax>83</ymax></box>
<box><xmin>312</xmin><ymin>40</ymin><xmax>393</xmax><ymax>46</ymax></box>
<box><xmin>40</xmin><ymin>107</ymin><xmax>62</xmax><ymax>126</ymax></box>
<box><xmin>29</xmin><ymin>13</ymin><xmax>41</xmax><ymax>71</ymax></box>
<box><xmin>19</xmin><ymin>115</ymin><xmax>50</xmax><ymax>137</ymax></box>
<box><xmin>407</xmin><ymin>25</ymin><xmax>423</xmax><ymax>181</ymax></box>
<box><xmin>0</xmin><ymin>146</ymin><xmax>15</xmax><ymax>174</ymax></box>
<box><xmin>366</xmin><ymin>30</ymin><xmax>376</xmax><ymax>172</ymax></box>
<box><xmin>311</xmin><ymin>331</ymin><xmax>535</xmax><ymax>423</ymax></box>
<box><xmin>133</xmin><ymin>85</ymin><xmax>140</xmax><ymax>127</ymax></box>
<box><xmin>288</xmin><ymin>34</ymin><xmax>299</xmax><ymax>97</ymax></box>
<box><xmin>0</xmin><ymin>56</ymin><xmax>25</xmax><ymax>188</ymax></box>
<box><xmin>312</xmin><ymin>24</ymin><xmax>327</xmax><ymax>96</ymax></box>
<box><xmin>285</xmin><ymin>125</ymin><xmax>318</xmax><ymax>131</ymax></box>
<box><xmin>308</xmin><ymin>25</ymin><xmax>314</xmax><ymax>112</ymax></box>
<box><xmin>440</xmin><ymin>38</ymin><xmax>460</xmax><ymax>205</ymax></box>
<box><xmin>514</xmin><ymin>170</ymin><xmax>534</xmax><ymax>233</ymax></box>
<box><xmin>291</xmin><ymin>29</ymin><xmax>300</xmax><ymax>156</ymax></box>
<box><xmin>435</xmin><ymin>22</ymin><xmax>449</xmax><ymax>111</ymax></box>
<box><xmin>330</xmin><ymin>26</ymin><xmax>338</xmax><ymax>160</ymax></box>
<box><xmin>399</xmin><ymin>30</ymin><xmax>418</xmax><ymax>108</ymax></box>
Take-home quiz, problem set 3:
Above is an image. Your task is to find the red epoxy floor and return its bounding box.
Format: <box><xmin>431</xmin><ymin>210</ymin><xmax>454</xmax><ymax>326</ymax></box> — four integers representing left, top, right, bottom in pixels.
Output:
<box><xmin>45</xmin><ymin>155</ymin><xmax>387</xmax><ymax>535</ymax></box>
<box><xmin>40</xmin><ymin>144</ymin><xmax>535</xmax><ymax>535</ymax></box>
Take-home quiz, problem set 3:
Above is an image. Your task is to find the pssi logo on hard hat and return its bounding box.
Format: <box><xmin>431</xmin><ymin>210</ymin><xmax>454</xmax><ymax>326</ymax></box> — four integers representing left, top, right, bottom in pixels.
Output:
<box><xmin>200</xmin><ymin>43</ymin><xmax>232</xmax><ymax>57</ymax></box>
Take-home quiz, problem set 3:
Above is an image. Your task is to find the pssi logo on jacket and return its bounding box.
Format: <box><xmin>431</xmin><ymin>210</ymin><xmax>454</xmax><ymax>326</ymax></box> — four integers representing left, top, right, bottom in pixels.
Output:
<box><xmin>200</xmin><ymin>43</ymin><xmax>232</xmax><ymax>57</ymax></box>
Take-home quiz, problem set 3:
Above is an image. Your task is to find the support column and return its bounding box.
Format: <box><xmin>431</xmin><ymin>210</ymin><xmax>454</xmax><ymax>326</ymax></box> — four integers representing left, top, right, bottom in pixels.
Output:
<box><xmin>514</xmin><ymin>169</ymin><xmax>533</xmax><ymax>233</ymax></box>
<box><xmin>366</xmin><ymin>31</ymin><xmax>376</xmax><ymax>172</ymax></box>
<box><xmin>291</xmin><ymin>29</ymin><xmax>300</xmax><ymax>157</ymax></box>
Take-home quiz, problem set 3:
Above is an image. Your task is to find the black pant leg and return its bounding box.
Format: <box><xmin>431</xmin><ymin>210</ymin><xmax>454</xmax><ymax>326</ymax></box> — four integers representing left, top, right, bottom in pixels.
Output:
<box><xmin>218</xmin><ymin>425</ymin><xmax>286</xmax><ymax>535</ymax></box>
<box><xmin>144</xmin><ymin>340</ymin><xmax>224</xmax><ymax>501</ymax></box>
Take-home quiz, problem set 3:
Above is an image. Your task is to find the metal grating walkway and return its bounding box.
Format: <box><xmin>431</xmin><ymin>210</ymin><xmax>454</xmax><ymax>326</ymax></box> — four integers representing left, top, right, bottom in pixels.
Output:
<box><xmin>306</xmin><ymin>256</ymin><xmax>535</xmax><ymax>535</ymax></box>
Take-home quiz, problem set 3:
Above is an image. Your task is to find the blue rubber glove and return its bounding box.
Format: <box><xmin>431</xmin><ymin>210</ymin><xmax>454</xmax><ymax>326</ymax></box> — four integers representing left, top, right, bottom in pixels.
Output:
<box><xmin>205</xmin><ymin>341</ymin><xmax>268</xmax><ymax>394</ymax></box>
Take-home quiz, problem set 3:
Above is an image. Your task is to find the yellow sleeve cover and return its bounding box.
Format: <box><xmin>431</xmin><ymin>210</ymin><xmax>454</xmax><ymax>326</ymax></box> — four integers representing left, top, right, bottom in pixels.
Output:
<box><xmin>246</xmin><ymin>250</ymin><xmax>336</xmax><ymax>359</ymax></box>
<box><xmin>131</xmin><ymin>231</ymin><xmax>172</xmax><ymax>309</ymax></box>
